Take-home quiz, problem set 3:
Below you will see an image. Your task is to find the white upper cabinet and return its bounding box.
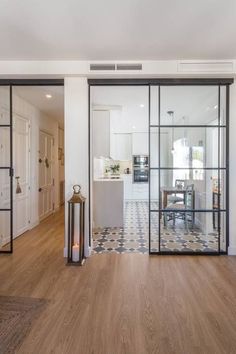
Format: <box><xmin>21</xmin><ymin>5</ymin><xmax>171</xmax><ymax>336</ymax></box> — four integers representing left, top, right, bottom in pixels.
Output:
<box><xmin>110</xmin><ymin>110</ymin><xmax>132</xmax><ymax>160</ymax></box>
<box><xmin>110</xmin><ymin>133</ymin><xmax>132</xmax><ymax>161</ymax></box>
<box><xmin>132</xmin><ymin>132</ymin><xmax>148</xmax><ymax>155</ymax></box>
<box><xmin>92</xmin><ymin>110</ymin><xmax>110</xmax><ymax>158</ymax></box>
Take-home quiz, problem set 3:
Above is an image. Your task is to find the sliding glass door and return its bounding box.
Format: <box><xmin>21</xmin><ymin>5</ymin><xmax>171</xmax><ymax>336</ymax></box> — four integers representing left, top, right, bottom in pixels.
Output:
<box><xmin>149</xmin><ymin>85</ymin><xmax>228</xmax><ymax>254</ymax></box>
<box><xmin>0</xmin><ymin>86</ymin><xmax>13</xmax><ymax>253</ymax></box>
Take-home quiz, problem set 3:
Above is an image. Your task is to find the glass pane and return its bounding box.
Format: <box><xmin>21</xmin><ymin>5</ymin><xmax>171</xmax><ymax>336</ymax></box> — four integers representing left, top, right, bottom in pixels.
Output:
<box><xmin>150</xmin><ymin>170</ymin><xmax>159</xmax><ymax>210</ymax></box>
<box><xmin>0</xmin><ymin>86</ymin><xmax>10</xmax><ymax>125</ymax></box>
<box><xmin>0</xmin><ymin>126</ymin><xmax>10</xmax><ymax>166</ymax></box>
<box><xmin>150</xmin><ymin>211</ymin><xmax>160</xmax><ymax>252</ymax></box>
<box><xmin>0</xmin><ymin>169</ymin><xmax>10</xmax><ymax>209</ymax></box>
<box><xmin>159</xmin><ymin>127</ymin><xmax>225</xmax><ymax>168</ymax></box>
<box><xmin>220</xmin><ymin>212</ymin><xmax>227</xmax><ymax>252</ymax></box>
<box><xmin>150</xmin><ymin>86</ymin><xmax>159</xmax><ymax>126</ymax></box>
<box><xmin>212</xmin><ymin>169</ymin><xmax>226</xmax><ymax>211</ymax></box>
<box><xmin>160</xmin><ymin>169</ymin><xmax>225</xmax><ymax>211</ymax></box>
<box><xmin>160</xmin><ymin>211</ymin><xmax>219</xmax><ymax>253</ymax></box>
<box><xmin>220</xmin><ymin>86</ymin><xmax>226</xmax><ymax>126</ymax></box>
<box><xmin>150</xmin><ymin>127</ymin><xmax>159</xmax><ymax>168</ymax></box>
<box><xmin>0</xmin><ymin>211</ymin><xmax>11</xmax><ymax>251</ymax></box>
<box><xmin>220</xmin><ymin>127</ymin><xmax>226</xmax><ymax>168</ymax></box>
<box><xmin>160</xmin><ymin>86</ymin><xmax>219</xmax><ymax>126</ymax></box>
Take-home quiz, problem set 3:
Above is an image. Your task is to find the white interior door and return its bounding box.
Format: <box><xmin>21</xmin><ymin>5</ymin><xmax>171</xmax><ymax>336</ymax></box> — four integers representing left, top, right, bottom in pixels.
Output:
<box><xmin>39</xmin><ymin>130</ymin><xmax>54</xmax><ymax>220</ymax></box>
<box><xmin>13</xmin><ymin>114</ymin><xmax>30</xmax><ymax>238</ymax></box>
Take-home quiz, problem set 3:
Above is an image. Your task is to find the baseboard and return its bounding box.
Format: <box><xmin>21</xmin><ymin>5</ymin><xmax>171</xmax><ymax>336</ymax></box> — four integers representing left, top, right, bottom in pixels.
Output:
<box><xmin>55</xmin><ymin>205</ymin><xmax>60</xmax><ymax>212</ymax></box>
<box><xmin>29</xmin><ymin>220</ymin><xmax>39</xmax><ymax>230</ymax></box>
<box><xmin>228</xmin><ymin>246</ymin><xmax>236</xmax><ymax>255</ymax></box>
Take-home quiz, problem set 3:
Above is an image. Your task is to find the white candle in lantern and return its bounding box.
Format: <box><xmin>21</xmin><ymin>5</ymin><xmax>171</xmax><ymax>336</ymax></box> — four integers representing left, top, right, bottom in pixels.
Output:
<box><xmin>72</xmin><ymin>243</ymin><xmax>80</xmax><ymax>262</ymax></box>
<box><xmin>74</xmin><ymin>204</ymin><xmax>80</xmax><ymax>244</ymax></box>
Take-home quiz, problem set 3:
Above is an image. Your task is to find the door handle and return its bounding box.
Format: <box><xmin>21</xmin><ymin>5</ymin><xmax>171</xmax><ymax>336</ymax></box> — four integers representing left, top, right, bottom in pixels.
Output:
<box><xmin>15</xmin><ymin>176</ymin><xmax>22</xmax><ymax>194</ymax></box>
<box><xmin>38</xmin><ymin>188</ymin><xmax>42</xmax><ymax>192</ymax></box>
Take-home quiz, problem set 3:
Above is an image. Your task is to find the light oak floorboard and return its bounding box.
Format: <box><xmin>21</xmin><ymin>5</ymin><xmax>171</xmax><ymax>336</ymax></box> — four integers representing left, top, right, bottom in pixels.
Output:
<box><xmin>0</xmin><ymin>208</ymin><xmax>236</xmax><ymax>354</ymax></box>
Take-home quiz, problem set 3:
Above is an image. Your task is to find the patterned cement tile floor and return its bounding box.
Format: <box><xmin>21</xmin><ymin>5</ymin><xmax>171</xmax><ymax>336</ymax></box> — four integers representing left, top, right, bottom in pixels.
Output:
<box><xmin>92</xmin><ymin>202</ymin><xmax>219</xmax><ymax>254</ymax></box>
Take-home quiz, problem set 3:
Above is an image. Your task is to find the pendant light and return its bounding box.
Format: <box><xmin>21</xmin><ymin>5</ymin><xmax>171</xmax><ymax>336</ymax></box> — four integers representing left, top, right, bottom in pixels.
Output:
<box><xmin>182</xmin><ymin>116</ymin><xmax>188</xmax><ymax>147</ymax></box>
<box><xmin>167</xmin><ymin>110</ymin><xmax>175</xmax><ymax>154</ymax></box>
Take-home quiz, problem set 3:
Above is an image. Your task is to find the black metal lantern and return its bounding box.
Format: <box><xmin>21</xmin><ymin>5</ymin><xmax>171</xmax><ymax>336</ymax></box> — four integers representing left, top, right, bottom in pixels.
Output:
<box><xmin>67</xmin><ymin>185</ymin><xmax>86</xmax><ymax>266</ymax></box>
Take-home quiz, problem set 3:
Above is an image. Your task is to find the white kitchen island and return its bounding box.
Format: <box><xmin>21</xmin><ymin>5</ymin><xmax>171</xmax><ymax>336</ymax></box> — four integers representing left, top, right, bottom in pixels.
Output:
<box><xmin>93</xmin><ymin>178</ymin><xmax>124</xmax><ymax>228</ymax></box>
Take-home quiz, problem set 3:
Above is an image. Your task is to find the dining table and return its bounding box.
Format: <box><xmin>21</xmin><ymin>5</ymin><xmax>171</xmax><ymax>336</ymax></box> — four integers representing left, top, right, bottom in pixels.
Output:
<box><xmin>161</xmin><ymin>187</ymin><xmax>187</xmax><ymax>209</ymax></box>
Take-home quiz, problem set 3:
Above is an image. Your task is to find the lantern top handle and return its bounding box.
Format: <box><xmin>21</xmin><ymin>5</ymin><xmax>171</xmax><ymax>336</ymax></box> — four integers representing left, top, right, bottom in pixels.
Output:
<box><xmin>69</xmin><ymin>184</ymin><xmax>86</xmax><ymax>204</ymax></box>
<box><xmin>73</xmin><ymin>185</ymin><xmax>81</xmax><ymax>194</ymax></box>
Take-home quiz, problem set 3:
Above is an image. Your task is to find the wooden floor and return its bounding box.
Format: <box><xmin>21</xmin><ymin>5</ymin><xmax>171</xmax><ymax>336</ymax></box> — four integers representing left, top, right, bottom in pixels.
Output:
<box><xmin>1</xmin><ymin>208</ymin><xmax>236</xmax><ymax>354</ymax></box>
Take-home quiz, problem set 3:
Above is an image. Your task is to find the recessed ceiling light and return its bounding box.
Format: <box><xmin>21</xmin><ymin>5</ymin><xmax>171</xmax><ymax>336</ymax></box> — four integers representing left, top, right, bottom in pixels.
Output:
<box><xmin>214</xmin><ymin>105</ymin><xmax>218</xmax><ymax>109</ymax></box>
<box><xmin>140</xmin><ymin>104</ymin><xmax>144</xmax><ymax>108</ymax></box>
<box><xmin>132</xmin><ymin>125</ymin><xmax>136</xmax><ymax>129</ymax></box>
<box><xmin>46</xmin><ymin>94</ymin><xmax>52</xmax><ymax>99</ymax></box>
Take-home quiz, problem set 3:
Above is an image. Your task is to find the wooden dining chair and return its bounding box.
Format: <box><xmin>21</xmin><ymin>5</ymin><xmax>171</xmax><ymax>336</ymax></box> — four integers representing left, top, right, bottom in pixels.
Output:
<box><xmin>167</xmin><ymin>179</ymin><xmax>186</xmax><ymax>204</ymax></box>
<box><xmin>164</xmin><ymin>184</ymin><xmax>195</xmax><ymax>228</ymax></box>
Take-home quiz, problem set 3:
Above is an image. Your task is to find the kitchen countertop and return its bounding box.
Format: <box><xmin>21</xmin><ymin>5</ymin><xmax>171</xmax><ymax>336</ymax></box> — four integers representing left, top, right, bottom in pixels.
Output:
<box><xmin>94</xmin><ymin>177</ymin><xmax>123</xmax><ymax>182</ymax></box>
<box><xmin>94</xmin><ymin>174</ymin><xmax>132</xmax><ymax>182</ymax></box>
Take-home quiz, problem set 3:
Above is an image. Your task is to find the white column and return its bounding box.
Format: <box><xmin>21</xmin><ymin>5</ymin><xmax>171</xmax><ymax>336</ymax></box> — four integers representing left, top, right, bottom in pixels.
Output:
<box><xmin>64</xmin><ymin>77</ymin><xmax>90</xmax><ymax>257</ymax></box>
<box><xmin>229</xmin><ymin>82</ymin><xmax>236</xmax><ymax>255</ymax></box>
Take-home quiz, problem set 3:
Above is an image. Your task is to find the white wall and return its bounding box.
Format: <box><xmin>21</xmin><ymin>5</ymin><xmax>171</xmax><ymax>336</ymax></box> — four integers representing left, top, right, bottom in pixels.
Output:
<box><xmin>13</xmin><ymin>93</ymin><xmax>60</xmax><ymax>228</ymax></box>
<box><xmin>58</xmin><ymin>127</ymin><xmax>65</xmax><ymax>182</ymax></box>
<box><xmin>0</xmin><ymin>60</ymin><xmax>235</xmax><ymax>77</ymax></box>
<box><xmin>64</xmin><ymin>77</ymin><xmax>89</xmax><ymax>257</ymax></box>
<box><xmin>64</xmin><ymin>78</ymin><xmax>236</xmax><ymax>256</ymax></box>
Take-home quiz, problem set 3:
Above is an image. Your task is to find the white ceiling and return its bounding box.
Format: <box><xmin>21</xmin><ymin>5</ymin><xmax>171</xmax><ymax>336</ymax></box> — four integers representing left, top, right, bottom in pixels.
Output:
<box><xmin>14</xmin><ymin>86</ymin><xmax>64</xmax><ymax>126</ymax></box>
<box><xmin>0</xmin><ymin>0</ymin><xmax>236</xmax><ymax>60</ymax></box>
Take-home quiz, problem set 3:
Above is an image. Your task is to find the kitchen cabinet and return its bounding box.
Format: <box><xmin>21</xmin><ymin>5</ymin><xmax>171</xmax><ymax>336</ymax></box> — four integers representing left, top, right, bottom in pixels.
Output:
<box><xmin>110</xmin><ymin>133</ymin><xmax>132</xmax><ymax>161</ymax></box>
<box><xmin>123</xmin><ymin>174</ymin><xmax>133</xmax><ymax>199</ymax></box>
<box><xmin>122</xmin><ymin>174</ymin><xmax>148</xmax><ymax>200</ymax></box>
<box><xmin>93</xmin><ymin>179</ymin><xmax>123</xmax><ymax>227</ymax></box>
<box><xmin>132</xmin><ymin>183</ymin><xmax>149</xmax><ymax>200</ymax></box>
<box><xmin>132</xmin><ymin>132</ymin><xmax>148</xmax><ymax>155</ymax></box>
<box><xmin>92</xmin><ymin>110</ymin><xmax>110</xmax><ymax>157</ymax></box>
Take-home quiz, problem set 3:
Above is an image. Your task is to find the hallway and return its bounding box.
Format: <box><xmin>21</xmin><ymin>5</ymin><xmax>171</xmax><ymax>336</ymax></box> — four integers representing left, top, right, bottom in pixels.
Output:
<box><xmin>0</xmin><ymin>208</ymin><xmax>236</xmax><ymax>353</ymax></box>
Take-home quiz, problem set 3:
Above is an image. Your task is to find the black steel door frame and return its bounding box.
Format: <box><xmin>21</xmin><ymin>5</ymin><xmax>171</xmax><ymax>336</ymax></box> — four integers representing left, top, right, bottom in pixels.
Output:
<box><xmin>149</xmin><ymin>85</ymin><xmax>229</xmax><ymax>255</ymax></box>
<box><xmin>0</xmin><ymin>79</ymin><xmax>64</xmax><ymax>254</ymax></box>
<box><xmin>88</xmin><ymin>78</ymin><xmax>233</xmax><ymax>255</ymax></box>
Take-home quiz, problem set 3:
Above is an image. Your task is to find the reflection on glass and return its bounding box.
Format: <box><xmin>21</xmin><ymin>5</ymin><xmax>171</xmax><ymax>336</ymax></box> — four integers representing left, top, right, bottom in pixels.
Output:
<box><xmin>150</xmin><ymin>127</ymin><xmax>159</xmax><ymax>168</ymax></box>
<box><xmin>150</xmin><ymin>86</ymin><xmax>159</xmax><ymax>126</ymax></box>
<box><xmin>0</xmin><ymin>211</ymin><xmax>11</xmax><ymax>251</ymax></box>
<box><xmin>160</xmin><ymin>127</ymin><xmax>226</xmax><ymax>169</ymax></box>
<box><xmin>150</xmin><ymin>170</ymin><xmax>159</xmax><ymax>210</ymax></box>
<box><xmin>0</xmin><ymin>127</ymin><xmax>10</xmax><ymax>166</ymax></box>
<box><xmin>220</xmin><ymin>86</ymin><xmax>226</xmax><ymax>126</ymax></box>
<box><xmin>160</xmin><ymin>86</ymin><xmax>219</xmax><ymax>126</ymax></box>
<box><xmin>220</xmin><ymin>212</ymin><xmax>226</xmax><ymax>252</ymax></box>
<box><xmin>150</xmin><ymin>212</ymin><xmax>159</xmax><ymax>252</ymax></box>
<box><xmin>160</xmin><ymin>212</ymin><xmax>219</xmax><ymax>253</ymax></box>
<box><xmin>159</xmin><ymin>170</ymin><xmax>225</xmax><ymax>211</ymax></box>
<box><xmin>0</xmin><ymin>169</ymin><xmax>10</xmax><ymax>209</ymax></box>
<box><xmin>0</xmin><ymin>86</ymin><xmax>10</xmax><ymax>125</ymax></box>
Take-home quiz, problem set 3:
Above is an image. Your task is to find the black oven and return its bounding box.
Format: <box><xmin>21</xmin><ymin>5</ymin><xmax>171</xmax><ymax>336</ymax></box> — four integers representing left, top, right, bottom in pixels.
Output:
<box><xmin>133</xmin><ymin>155</ymin><xmax>149</xmax><ymax>168</ymax></box>
<box><xmin>133</xmin><ymin>155</ymin><xmax>149</xmax><ymax>183</ymax></box>
<box><xmin>133</xmin><ymin>168</ymin><xmax>149</xmax><ymax>183</ymax></box>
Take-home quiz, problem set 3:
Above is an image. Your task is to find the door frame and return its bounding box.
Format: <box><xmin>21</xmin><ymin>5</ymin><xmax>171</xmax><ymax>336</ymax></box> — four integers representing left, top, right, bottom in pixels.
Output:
<box><xmin>0</xmin><ymin>79</ymin><xmax>64</xmax><ymax>253</ymax></box>
<box><xmin>38</xmin><ymin>129</ymin><xmax>55</xmax><ymax>221</ymax></box>
<box><xmin>88</xmin><ymin>78</ymin><xmax>233</xmax><ymax>255</ymax></box>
